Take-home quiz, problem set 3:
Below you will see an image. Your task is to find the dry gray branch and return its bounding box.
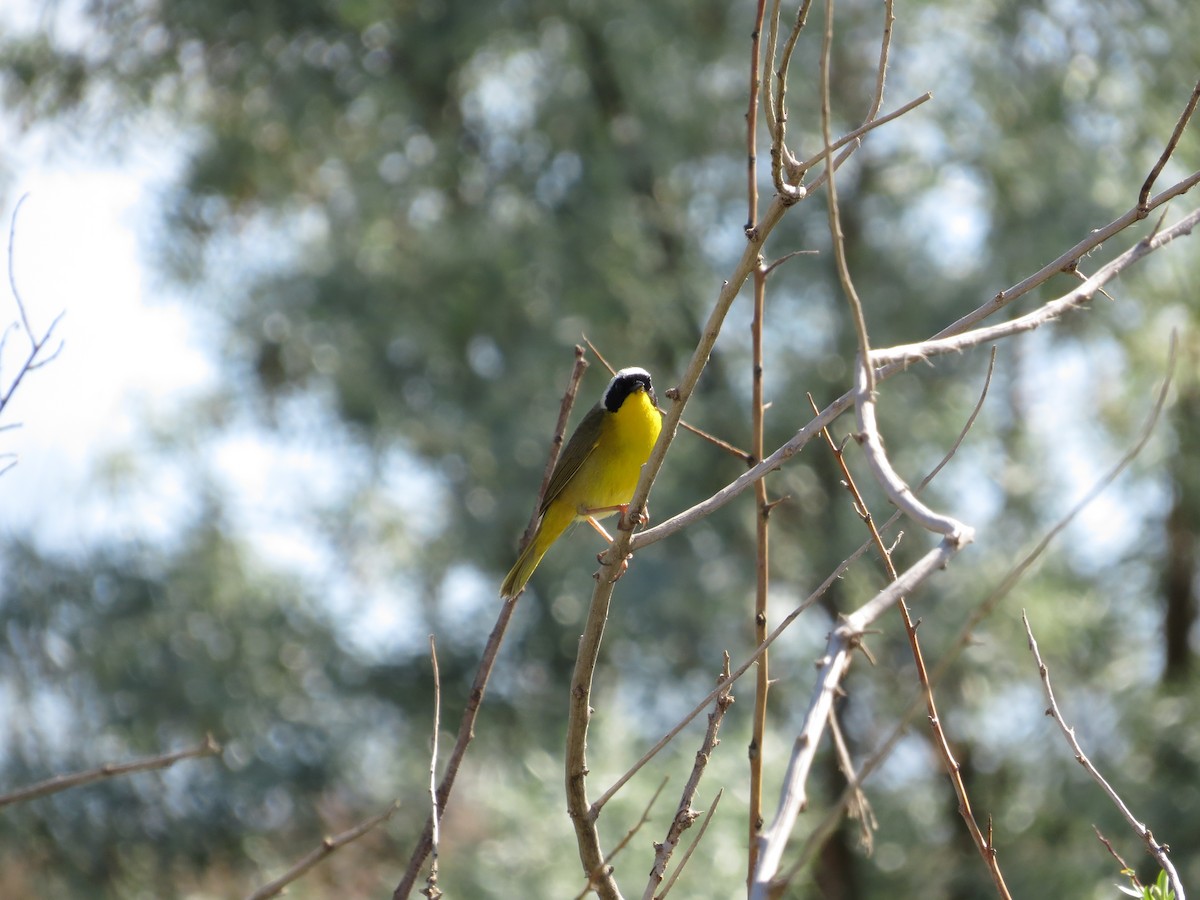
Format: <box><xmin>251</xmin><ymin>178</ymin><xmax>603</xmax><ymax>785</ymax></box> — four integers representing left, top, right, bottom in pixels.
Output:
<box><xmin>750</xmin><ymin>535</ymin><xmax>970</xmax><ymax>898</ymax></box>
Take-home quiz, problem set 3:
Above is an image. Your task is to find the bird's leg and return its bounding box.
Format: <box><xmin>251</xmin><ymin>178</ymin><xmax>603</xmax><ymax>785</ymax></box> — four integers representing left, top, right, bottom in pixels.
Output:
<box><xmin>583</xmin><ymin>503</ymin><xmax>650</xmax><ymax>532</ymax></box>
<box><xmin>585</xmin><ymin>512</ymin><xmax>636</xmax><ymax>582</ymax></box>
<box><xmin>584</xmin><ymin>515</ymin><xmax>615</xmax><ymax>543</ymax></box>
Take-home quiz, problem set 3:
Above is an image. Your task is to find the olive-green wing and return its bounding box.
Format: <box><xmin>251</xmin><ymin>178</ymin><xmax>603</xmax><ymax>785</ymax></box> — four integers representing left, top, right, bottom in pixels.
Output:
<box><xmin>540</xmin><ymin>403</ymin><xmax>604</xmax><ymax>515</ymax></box>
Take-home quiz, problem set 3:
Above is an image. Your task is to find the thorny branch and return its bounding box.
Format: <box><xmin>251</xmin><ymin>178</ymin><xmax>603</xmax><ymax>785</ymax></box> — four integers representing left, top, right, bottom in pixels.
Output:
<box><xmin>784</xmin><ymin>342</ymin><xmax>1174</xmax><ymax>884</ymax></box>
<box><xmin>749</xmin><ymin>536</ymin><xmax>970</xmax><ymax>898</ymax></box>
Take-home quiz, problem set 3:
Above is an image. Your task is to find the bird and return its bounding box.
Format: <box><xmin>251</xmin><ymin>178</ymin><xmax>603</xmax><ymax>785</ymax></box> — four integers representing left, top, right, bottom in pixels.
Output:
<box><xmin>500</xmin><ymin>366</ymin><xmax>663</xmax><ymax>599</ymax></box>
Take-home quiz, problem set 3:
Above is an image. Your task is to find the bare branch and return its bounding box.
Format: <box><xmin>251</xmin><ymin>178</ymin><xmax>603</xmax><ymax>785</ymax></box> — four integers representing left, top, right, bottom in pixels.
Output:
<box><xmin>423</xmin><ymin>636</ymin><xmax>444</xmax><ymax>900</ymax></box>
<box><xmin>1023</xmin><ymin>613</ymin><xmax>1185</xmax><ymax>900</ymax></box>
<box><xmin>766</xmin><ymin>0</ymin><xmax>813</xmax><ymax>200</ymax></box>
<box><xmin>593</xmin><ymin>522</ymin><xmax>877</xmax><ymax>817</ymax></box>
<box><xmin>597</xmin><ymin>351</ymin><xmax>995</xmax><ymax>822</ymax></box>
<box><xmin>247</xmin><ymin>801</ymin><xmax>401</xmax><ymax>900</ymax></box>
<box><xmin>656</xmin><ymin>790</ymin><xmax>723</xmax><ymax>900</ymax></box>
<box><xmin>1</xmin><ymin>197</ymin><xmax>67</xmax><ymax>435</ymax></box>
<box><xmin>821</xmin><ymin>0</ymin><xmax>874</xmax><ymax>396</ymax></box>
<box><xmin>746</xmin><ymin>0</ymin><xmax>767</xmax><ymax>232</ymax></box>
<box><xmin>872</xmin><ymin>202</ymin><xmax>1200</xmax><ymax>369</ymax></box>
<box><xmin>750</xmin><ymin>536</ymin><xmax>969</xmax><ymax>897</ymax></box>
<box><xmin>0</xmin><ymin>735</ymin><xmax>221</xmax><ymax>808</ymax></box>
<box><xmin>853</xmin><ymin>359</ymin><xmax>975</xmax><ymax>541</ymax></box>
<box><xmin>747</xmin><ymin>254</ymin><xmax>771</xmax><ymax>880</ymax></box>
<box><xmin>808</xmin><ymin>386</ymin><xmax>1007</xmax><ymax>897</ymax></box>
<box><xmin>395</xmin><ymin>352</ymin><xmax>590</xmax><ymax>897</ymax></box>
<box><xmin>827</xmin><ymin>710</ymin><xmax>876</xmax><ymax>852</ymax></box>
<box><xmin>785</xmin><ymin>341</ymin><xmax>1173</xmax><ymax>883</ymax></box>
<box><xmin>573</xmin><ymin>778</ymin><xmax>670</xmax><ymax>900</ymax></box>
<box><xmin>794</xmin><ymin>91</ymin><xmax>932</xmax><ymax>178</ymax></box>
<box><xmin>933</xmin><ymin>169</ymin><xmax>1200</xmax><ymax>340</ymax></box>
<box><xmin>1139</xmin><ymin>78</ymin><xmax>1200</xmax><ymax>213</ymax></box>
<box><xmin>643</xmin><ymin>656</ymin><xmax>734</xmax><ymax>900</ymax></box>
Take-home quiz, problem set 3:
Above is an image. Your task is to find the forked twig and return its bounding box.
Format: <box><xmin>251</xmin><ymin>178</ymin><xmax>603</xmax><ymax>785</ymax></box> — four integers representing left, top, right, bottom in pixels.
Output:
<box><xmin>807</xmin><ymin>392</ymin><xmax>1009</xmax><ymax>899</ymax></box>
<box><xmin>573</xmin><ymin>778</ymin><xmax>670</xmax><ymax>900</ymax></box>
<box><xmin>750</xmin><ymin>535</ymin><xmax>969</xmax><ymax>898</ymax></box>
<box><xmin>1139</xmin><ymin>78</ymin><xmax>1200</xmax><ymax>213</ymax></box>
<box><xmin>1</xmin><ymin>195</ymin><xmax>67</xmax><ymax>439</ymax></box>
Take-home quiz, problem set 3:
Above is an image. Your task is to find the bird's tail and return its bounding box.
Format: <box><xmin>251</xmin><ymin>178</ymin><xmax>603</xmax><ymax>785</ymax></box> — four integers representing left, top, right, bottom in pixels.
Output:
<box><xmin>499</xmin><ymin>506</ymin><xmax>573</xmax><ymax>599</ymax></box>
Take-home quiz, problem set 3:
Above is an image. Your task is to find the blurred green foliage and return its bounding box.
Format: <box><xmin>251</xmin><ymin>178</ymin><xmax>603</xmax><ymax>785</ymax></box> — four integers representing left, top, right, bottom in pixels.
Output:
<box><xmin>0</xmin><ymin>0</ymin><xmax>1198</xmax><ymax>896</ymax></box>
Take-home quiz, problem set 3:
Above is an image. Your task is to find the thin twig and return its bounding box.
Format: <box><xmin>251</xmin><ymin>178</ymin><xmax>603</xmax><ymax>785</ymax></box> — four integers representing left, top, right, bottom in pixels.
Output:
<box><xmin>1138</xmin><ymin>78</ymin><xmax>1200</xmax><ymax>214</ymax></box>
<box><xmin>819</xmin><ymin>0</ymin><xmax>873</xmax><ymax>395</ymax></box>
<box><xmin>246</xmin><ymin>802</ymin><xmax>402</xmax><ymax>900</ymax></box>
<box><xmin>657</xmin><ymin>790</ymin><xmax>724</xmax><ymax>900</ymax></box>
<box><xmin>1</xmin><ymin>195</ymin><xmax>67</xmax><ymax>428</ymax></box>
<box><xmin>525</xmin><ymin>347</ymin><xmax>590</xmax><ymax>549</ymax></box>
<box><xmin>0</xmin><ymin>735</ymin><xmax>221</xmax><ymax>808</ymax></box>
<box><xmin>394</xmin><ymin>353</ymin><xmax>589</xmax><ymax>897</ymax></box>
<box><xmin>1023</xmin><ymin>613</ymin><xmax>1185</xmax><ymax>900</ymax></box>
<box><xmin>592</xmin><ymin>522</ymin><xmax>877</xmax><ymax>817</ymax></box>
<box><xmin>746</xmin><ymin>0</ymin><xmax>767</xmax><ymax>232</ymax></box>
<box><xmin>800</xmin><ymin>0</ymin><xmax>899</xmax><ymax>194</ymax></box>
<box><xmin>827</xmin><ymin>709</ymin><xmax>876</xmax><ymax>852</ymax></box>
<box><xmin>644</xmin><ymin>656</ymin><xmax>734</xmax><ymax>900</ymax></box>
<box><xmin>872</xmin><ymin>203</ymin><xmax>1200</xmax><ymax>371</ymax></box>
<box><xmin>934</xmin><ymin>169</ymin><xmax>1200</xmax><ymax>341</ymax></box>
<box><xmin>423</xmin><ymin>635</ymin><xmax>443</xmax><ymax>900</ymax></box>
<box><xmin>768</xmin><ymin>0</ymin><xmax>813</xmax><ymax>200</ymax></box>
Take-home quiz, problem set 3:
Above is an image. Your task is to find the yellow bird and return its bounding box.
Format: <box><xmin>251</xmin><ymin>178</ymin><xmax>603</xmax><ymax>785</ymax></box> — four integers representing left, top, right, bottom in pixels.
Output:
<box><xmin>500</xmin><ymin>367</ymin><xmax>663</xmax><ymax>599</ymax></box>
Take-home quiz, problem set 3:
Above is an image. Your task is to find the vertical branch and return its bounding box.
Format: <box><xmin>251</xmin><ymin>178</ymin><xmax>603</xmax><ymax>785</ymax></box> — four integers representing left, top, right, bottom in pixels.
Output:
<box><xmin>566</xmin><ymin>572</ymin><xmax>624</xmax><ymax>900</ymax></box>
<box><xmin>747</xmin><ymin>257</ymin><xmax>771</xmax><ymax>885</ymax></box>
<box><xmin>818</xmin><ymin>0</ymin><xmax>872</xmax><ymax>393</ymax></box>
<box><xmin>746</xmin><ymin>0</ymin><xmax>767</xmax><ymax>233</ymax></box>
<box><xmin>423</xmin><ymin>636</ymin><xmax>443</xmax><ymax>900</ymax></box>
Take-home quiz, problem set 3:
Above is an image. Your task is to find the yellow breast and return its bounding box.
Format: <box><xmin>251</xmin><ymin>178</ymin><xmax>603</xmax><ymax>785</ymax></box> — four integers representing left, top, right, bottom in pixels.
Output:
<box><xmin>566</xmin><ymin>388</ymin><xmax>662</xmax><ymax>518</ymax></box>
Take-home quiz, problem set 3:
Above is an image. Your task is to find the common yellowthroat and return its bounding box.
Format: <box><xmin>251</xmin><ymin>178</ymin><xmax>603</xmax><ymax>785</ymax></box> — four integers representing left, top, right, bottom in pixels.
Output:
<box><xmin>500</xmin><ymin>367</ymin><xmax>663</xmax><ymax>599</ymax></box>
